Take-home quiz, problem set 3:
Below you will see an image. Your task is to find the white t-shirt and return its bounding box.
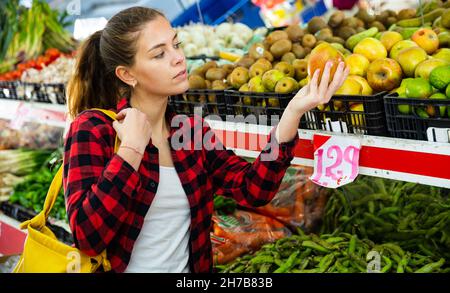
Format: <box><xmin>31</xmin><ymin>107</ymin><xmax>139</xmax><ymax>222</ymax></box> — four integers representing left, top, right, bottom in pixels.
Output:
<box><xmin>124</xmin><ymin>166</ymin><xmax>191</xmax><ymax>273</ymax></box>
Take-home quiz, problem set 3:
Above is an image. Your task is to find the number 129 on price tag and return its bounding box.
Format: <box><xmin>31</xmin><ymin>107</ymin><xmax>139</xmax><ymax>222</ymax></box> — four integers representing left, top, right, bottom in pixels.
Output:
<box><xmin>310</xmin><ymin>134</ymin><xmax>361</xmax><ymax>188</ymax></box>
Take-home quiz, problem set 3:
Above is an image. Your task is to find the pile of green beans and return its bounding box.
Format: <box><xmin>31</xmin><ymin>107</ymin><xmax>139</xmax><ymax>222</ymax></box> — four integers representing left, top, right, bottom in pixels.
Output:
<box><xmin>216</xmin><ymin>230</ymin><xmax>448</xmax><ymax>273</ymax></box>
<box><xmin>321</xmin><ymin>177</ymin><xmax>450</xmax><ymax>261</ymax></box>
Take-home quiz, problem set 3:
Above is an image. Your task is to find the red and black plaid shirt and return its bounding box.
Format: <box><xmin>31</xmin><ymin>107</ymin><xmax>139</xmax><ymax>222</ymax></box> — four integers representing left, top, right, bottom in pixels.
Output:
<box><xmin>63</xmin><ymin>98</ymin><xmax>299</xmax><ymax>273</ymax></box>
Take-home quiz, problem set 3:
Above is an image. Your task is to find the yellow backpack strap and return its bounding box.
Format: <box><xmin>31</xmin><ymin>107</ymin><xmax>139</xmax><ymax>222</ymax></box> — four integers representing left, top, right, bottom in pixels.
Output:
<box><xmin>20</xmin><ymin>108</ymin><xmax>121</xmax><ymax>231</ymax></box>
<box><xmin>19</xmin><ymin>165</ymin><xmax>63</xmax><ymax>230</ymax></box>
<box><xmin>90</xmin><ymin>108</ymin><xmax>120</xmax><ymax>152</ymax></box>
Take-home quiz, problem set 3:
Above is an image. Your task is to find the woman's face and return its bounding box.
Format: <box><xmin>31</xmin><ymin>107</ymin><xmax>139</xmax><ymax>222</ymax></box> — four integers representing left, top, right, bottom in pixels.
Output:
<box><xmin>130</xmin><ymin>16</ymin><xmax>188</xmax><ymax>97</ymax></box>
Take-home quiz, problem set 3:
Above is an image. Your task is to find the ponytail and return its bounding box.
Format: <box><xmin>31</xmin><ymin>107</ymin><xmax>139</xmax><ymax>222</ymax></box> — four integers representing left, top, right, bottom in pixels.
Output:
<box><xmin>67</xmin><ymin>30</ymin><xmax>117</xmax><ymax>118</ymax></box>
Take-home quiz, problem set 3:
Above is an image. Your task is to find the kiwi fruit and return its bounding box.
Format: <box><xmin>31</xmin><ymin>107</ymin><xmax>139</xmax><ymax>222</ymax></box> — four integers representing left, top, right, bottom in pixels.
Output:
<box><xmin>281</xmin><ymin>52</ymin><xmax>296</xmax><ymax>64</ymax></box>
<box><xmin>248</xmin><ymin>43</ymin><xmax>265</xmax><ymax>59</ymax></box>
<box><xmin>291</xmin><ymin>43</ymin><xmax>306</xmax><ymax>59</ymax></box>
<box><xmin>336</xmin><ymin>26</ymin><xmax>356</xmax><ymax>40</ymax></box>
<box><xmin>328</xmin><ymin>11</ymin><xmax>345</xmax><ymax>28</ymax></box>
<box><xmin>265</xmin><ymin>30</ymin><xmax>289</xmax><ymax>46</ymax></box>
<box><xmin>342</xmin><ymin>17</ymin><xmax>360</xmax><ymax>29</ymax></box>
<box><xmin>386</xmin><ymin>10</ymin><xmax>397</xmax><ymax>18</ymax></box>
<box><xmin>203</xmin><ymin>61</ymin><xmax>218</xmax><ymax>71</ymax></box>
<box><xmin>204</xmin><ymin>80</ymin><xmax>211</xmax><ymax>89</ymax></box>
<box><xmin>285</xmin><ymin>25</ymin><xmax>304</xmax><ymax>42</ymax></box>
<box><xmin>307</xmin><ymin>16</ymin><xmax>328</xmax><ymax>34</ymax></box>
<box><xmin>356</xmin><ymin>9</ymin><xmax>376</xmax><ymax>24</ymax></box>
<box><xmin>304</xmin><ymin>47</ymin><xmax>312</xmax><ymax>55</ymax></box>
<box><xmin>355</xmin><ymin>18</ymin><xmax>365</xmax><ymax>28</ymax></box>
<box><xmin>386</xmin><ymin>17</ymin><xmax>397</xmax><ymax>27</ymax></box>
<box><xmin>356</xmin><ymin>27</ymin><xmax>366</xmax><ymax>33</ymax></box>
<box><xmin>397</xmin><ymin>8</ymin><xmax>416</xmax><ymax>20</ymax></box>
<box><xmin>369</xmin><ymin>21</ymin><xmax>386</xmax><ymax>32</ymax></box>
<box><xmin>188</xmin><ymin>74</ymin><xmax>207</xmax><ymax>89</ymax></box>
<box><xmin>270</xmin><ymin>39</ymin><xmax>292</xmax><ymax>59</ymax></box>
<box><xmin>205</xmin><ymin>67</ymin><xmax>228</xmax><ymax>81</ymax></box>
<box><xmin>325</xmin><ymin>36</ymin><xmax>345</xmax><ymax>45</ymax></box>
<box><xmin>302</xmin><ymin>34</ymin><xmax>317</xmax><ymax>48</ymax></box>
<box><xmin>211</xmin><ymin>80</ymin><xmax>226</xmax><ymax>90</ymax></box>
<box><xmin>315</xmin><ymin>28</ymin><xmax>333</xmax><ymax>41</ymax></box>
<box><xmin>191</xmin><ymin>67</ymin><xmax>206</xmax><ymax>78</ymax></box>
<box><xmin>375</xmin><ymin>11</ymin><xmax>390</xmax><ymax>25</ymax></box>
<box><xmin>222</xmin><ymin>64</ymin><xmax>235</xmax><ymax>75</ymax></box>
<box><xmin>315</xmin><ymin>40</ymin><xmax>326</xmax><ymax>47</ymax></box>
<box><xmin>236</xmin><ymin>56</ymin><xmax>255</xmax><ymax>68</ymax></box>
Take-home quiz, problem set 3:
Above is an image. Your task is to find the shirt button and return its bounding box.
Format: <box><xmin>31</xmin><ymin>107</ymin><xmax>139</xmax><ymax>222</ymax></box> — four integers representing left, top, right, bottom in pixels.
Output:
<box><xmin>150</xmin><ymin>182</ymin><xmax>156</xmax><ymax>188</ymax></box>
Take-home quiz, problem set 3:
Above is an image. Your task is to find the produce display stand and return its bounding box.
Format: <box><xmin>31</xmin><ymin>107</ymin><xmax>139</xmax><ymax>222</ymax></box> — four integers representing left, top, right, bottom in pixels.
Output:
<box><xmin>0</xmin><ymin>98</ymin><xmax>448</xmax><ymax>189</ymax></box>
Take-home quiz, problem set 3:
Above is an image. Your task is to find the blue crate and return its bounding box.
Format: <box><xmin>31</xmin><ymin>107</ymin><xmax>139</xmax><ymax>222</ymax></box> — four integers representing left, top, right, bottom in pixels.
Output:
<box><xmin>300</xmin><ymin>0</ymin><xmax>328</xmax><ymax>23</ymax></box>
<box><xmin>172</xmin><ymin>0</ymin><xmax>264</xmax><ymax>28</ymax></box>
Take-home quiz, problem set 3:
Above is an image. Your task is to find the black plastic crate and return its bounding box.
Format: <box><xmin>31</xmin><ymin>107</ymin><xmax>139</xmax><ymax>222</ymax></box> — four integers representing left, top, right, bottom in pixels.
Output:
<box><xmin>0</xmin><ymin>81</ymin><xmax>24</xmax><ymax>100</ymax></box>
<box><xmin>171</xmin><ymin>89</ymin><xmax>227</xmax><ymax>120</ymax></box>
<box><xmin>384</xmin><ymin>93</ymin><xmax>450</xmax><ymax>142</ymax></box>
<box><xmin>0</xmin><ymin>201</ymin><xmax>73</xmax><ymax>245</ymax></box>
<box><xmin>224</xmin><ymin>89</ymin><xmax>294</xmax><ymax>124</ymax></box>
<box><xmin>22</xmin><ymin>82</ymin><xmax>66</xmax><ymax>104</ymax></box>
<box><xmin>302</xmin><ymin>91</ymin><xmax>388</xmax><ymax>136</ymax></box>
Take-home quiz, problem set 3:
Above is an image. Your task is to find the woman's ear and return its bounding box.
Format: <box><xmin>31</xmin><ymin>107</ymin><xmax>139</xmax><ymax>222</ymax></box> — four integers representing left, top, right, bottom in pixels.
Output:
<box><xmin>115</xmin><ymin>65</ymin><xmax>136</xmax><ymax>87</ymax></box>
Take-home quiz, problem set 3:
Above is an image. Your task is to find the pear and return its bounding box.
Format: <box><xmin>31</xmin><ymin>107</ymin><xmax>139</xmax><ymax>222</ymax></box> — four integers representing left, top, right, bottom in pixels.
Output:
<box><xmin>248</xmin><ymin>76</ymin><xmax>266</xmax><ymax>93</ymax></box>
<box><xmin>275</xmin><ymin>77</ymin><xmax>299</xmax><ymax>94</ymax></box>
<box><xmin>254</xmin><ymin>58</ymin><xmax>272</xmax><ymax>71</ymax></box>
<box><xmin>262</xmin><ymin>69</ymin><xmax>285</xmax><ymax>92</ymax></box>
<box><xmin>274</xmin><ymin>61</ymin><xmax>295</xmax><ymax>78</ymax></box>
<box><xmin>229</xmin><ymin>67</ymin><xmax>249</xmax><ymax>89</ymax></box>
<box><xmin>292</xmin><ymin>59</ymin><xmax>308</xmax><ymax>81</ymax></box>
<box><xmin>249</xmin><ymin>63</ymin><xmax>269</xmax><ymax>78</ymax></box>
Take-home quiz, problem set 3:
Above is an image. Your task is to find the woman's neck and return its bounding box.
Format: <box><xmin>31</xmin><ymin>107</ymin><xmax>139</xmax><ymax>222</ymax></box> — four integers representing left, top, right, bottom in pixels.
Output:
<box><xmin>130</xmin><ymin>93</ymin><xmax>169</xmax><ymax>137</ymax></box>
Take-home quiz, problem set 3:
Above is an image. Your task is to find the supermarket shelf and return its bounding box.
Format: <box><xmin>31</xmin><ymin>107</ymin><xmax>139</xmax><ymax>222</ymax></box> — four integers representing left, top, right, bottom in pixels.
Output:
<box><xmin>206</xmin><ymin>119</ymin><xmax>450</xmax><ymax>188</ymax></box>
<box><xmin>0</xmin><ymin>99</ymin><xmax>448</xmax><ymax>188</ymax></box>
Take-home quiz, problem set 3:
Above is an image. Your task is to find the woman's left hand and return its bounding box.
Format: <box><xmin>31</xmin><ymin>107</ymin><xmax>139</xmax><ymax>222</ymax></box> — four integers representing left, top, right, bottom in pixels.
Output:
<box><xmin>287</xmin><ymin>61</ymin><xmax>349</xmax><ymax>116</ymax></box>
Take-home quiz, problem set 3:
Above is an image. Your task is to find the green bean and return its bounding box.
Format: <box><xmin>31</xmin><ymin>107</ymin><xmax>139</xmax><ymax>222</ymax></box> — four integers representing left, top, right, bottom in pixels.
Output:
<box><xmin>250</xmin><ymin>255</ymin><xmax>274</xmax><ymax>265</ymax></box>
<box><xmin>274</xmin><ymin>251</ymin><xmax>299</xmax><ymax>273</ymax></box>
<box><xmin>348</xmin><ymin>235</ymin><xmax>357</xmax><ymax>255</ymax></box>
<box><xmin>319</xmin><ymin>254</ymin><xmax>335</xmax><ymax>273</ymax></box>
<box><xmin>259</xmin><ymin>263</ymin><xmax>271</xmax><ymax>273</ymax></box>
<box><xmin>415</xmin><ymin>258</ymin><xmax>445</xmax><ymax>273</ymax></box>
<box><xmin>302</xmin><ymin>240</ymin><xmax>330</xmax><ymax>253</ymax></box>
<box><xmin>381</xmin><ymin>256</ymin><xmax>392</xmax><ymax>273</ymax></box>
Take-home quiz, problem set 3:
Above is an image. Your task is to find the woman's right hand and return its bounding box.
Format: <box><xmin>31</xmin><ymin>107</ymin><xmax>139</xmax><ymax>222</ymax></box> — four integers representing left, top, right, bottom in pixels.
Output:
<box><xmin>113</xmin><ymin>108</ymin><xmax>152</xmax><ymax>154</ymax></box>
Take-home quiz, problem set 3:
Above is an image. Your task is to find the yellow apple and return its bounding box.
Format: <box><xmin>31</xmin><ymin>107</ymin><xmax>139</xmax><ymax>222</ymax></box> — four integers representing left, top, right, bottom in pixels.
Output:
<box><xmin>380</xmin><ymin>31</ymin><xmax>403</xmax><ymax>52</ymax></box>
<box><xmin>353</xmin><ymin>37</ymin><xmax>387</xmax><ymax>62</ymax></box>
<box><xmin>367</xmin><ymin>58</ymin><xmax>403</xmax><ymax>92</ymax></box>
<box><xmin>348</xmin><ymin>75</ymin><xmax>373</xmax><ymax>95</ymax></box>
<box><xmin>345</xmin><ymin>54</ymin><xmax>370</xmax><ymax>77</ymax></box>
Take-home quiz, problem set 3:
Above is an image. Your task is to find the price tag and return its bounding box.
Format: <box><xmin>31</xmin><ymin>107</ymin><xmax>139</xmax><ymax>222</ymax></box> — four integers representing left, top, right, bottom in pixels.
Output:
<box><xmin>310</xmin><ymin>134</ymin><xmax>361</xmax><ymax>188</ymax></box>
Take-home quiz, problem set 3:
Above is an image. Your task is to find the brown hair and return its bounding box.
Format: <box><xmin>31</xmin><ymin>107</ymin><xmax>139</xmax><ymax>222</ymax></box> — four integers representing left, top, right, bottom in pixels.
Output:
<box><xmin>67</xmin><ymin>7</ymin><xmax>164</xmax><ymax>118</ymax></box>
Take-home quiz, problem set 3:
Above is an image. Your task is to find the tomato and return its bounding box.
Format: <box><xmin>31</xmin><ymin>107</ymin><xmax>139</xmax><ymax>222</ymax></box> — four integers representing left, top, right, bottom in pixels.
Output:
<box><xmin>45</xmin><ymin>48</ymin><xmax>61</xmax><ymax>60</ymax></box>
<box><xmin>17</xmin><ymin>63</ymin><xmax>27</xmax><ymax>71</ymax></box>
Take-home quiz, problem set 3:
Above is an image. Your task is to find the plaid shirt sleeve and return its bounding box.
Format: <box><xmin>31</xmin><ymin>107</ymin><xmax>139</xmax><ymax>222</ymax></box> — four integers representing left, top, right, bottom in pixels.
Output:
<box><xmin>203</xmin><ymin>121</ymin><xmax>299</xmax><ymax>207</ymax></box>
<box><xmin>63</xmin><ymin>111</ymin><xmax>141</xmax><ymax>256</ymax></box>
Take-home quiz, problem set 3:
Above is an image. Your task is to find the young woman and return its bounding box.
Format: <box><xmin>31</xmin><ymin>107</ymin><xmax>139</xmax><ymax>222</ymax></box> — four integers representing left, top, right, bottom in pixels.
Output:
<box><xmin>63</xmin><ymin>7</ymin><xmax>349</xmax><ymax>273</ymax></box>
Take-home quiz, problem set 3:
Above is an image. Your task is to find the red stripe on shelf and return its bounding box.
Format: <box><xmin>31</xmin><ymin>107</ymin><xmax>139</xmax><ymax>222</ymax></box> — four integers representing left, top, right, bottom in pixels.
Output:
<box><xmin>214</xmin><ymin>129</ymin><xmax>450</xmax><ymax>180</ymax></box>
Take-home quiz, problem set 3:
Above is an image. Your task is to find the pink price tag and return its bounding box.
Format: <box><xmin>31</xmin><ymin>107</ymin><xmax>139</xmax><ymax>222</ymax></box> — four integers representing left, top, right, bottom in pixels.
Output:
<box><xmin>310</xmin><ymin>134</ymin><xmax>361</xmax><ymax>188</ymax></box>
